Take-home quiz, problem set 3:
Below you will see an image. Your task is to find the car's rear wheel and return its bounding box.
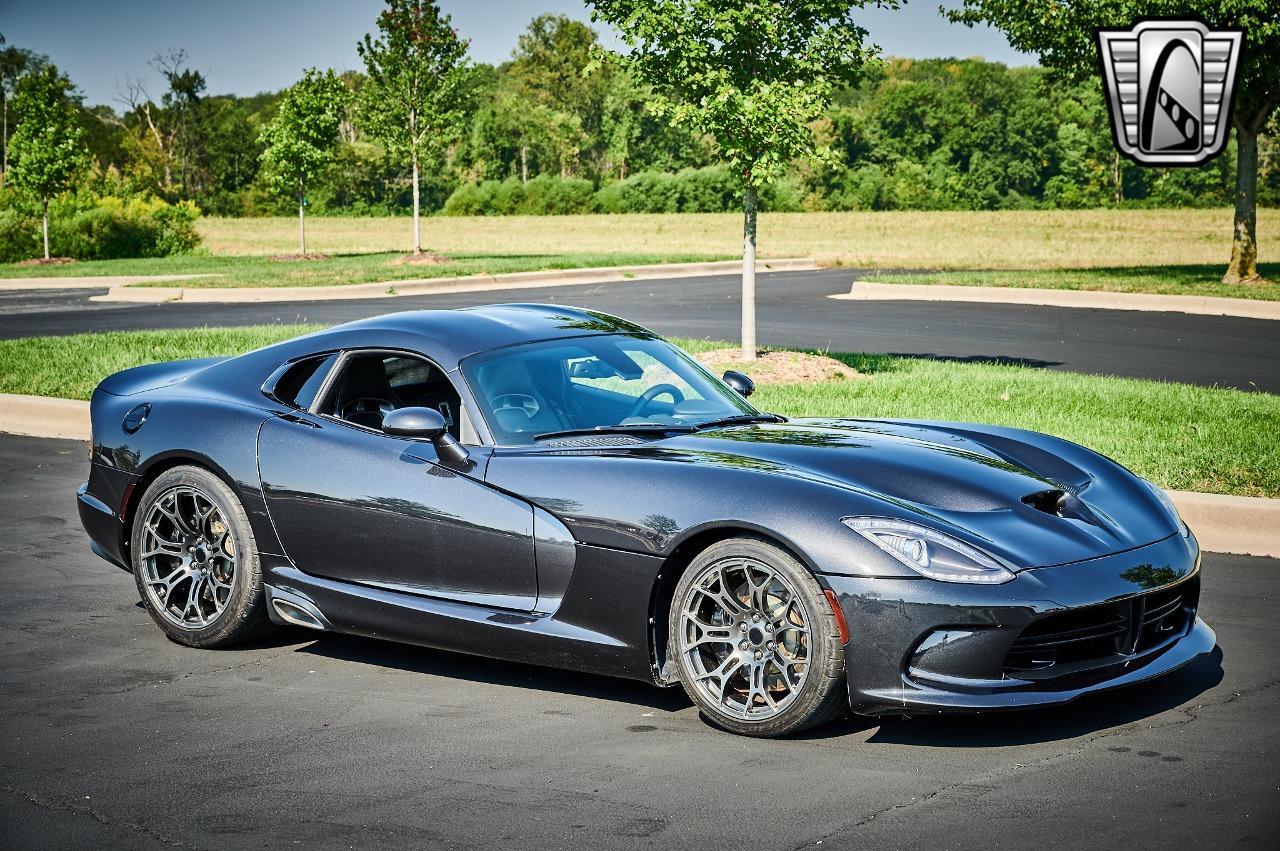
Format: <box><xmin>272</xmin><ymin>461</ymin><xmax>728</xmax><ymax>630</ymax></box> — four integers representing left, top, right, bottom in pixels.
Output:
<box><xmin>131</xmin><ymin>466</ymin><xmax>270</xmax><ymax>648</ymax></box>
<box><xmin>669</xmin><ymin>537</ymin><xmax>847</xmax><ymax>737</ymax></box>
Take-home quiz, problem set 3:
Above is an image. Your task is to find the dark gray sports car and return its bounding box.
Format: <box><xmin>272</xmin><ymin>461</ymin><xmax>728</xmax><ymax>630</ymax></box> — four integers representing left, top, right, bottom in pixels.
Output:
<box><xmin>77</xmin><ymin>304</ymin><xmax>1213</xmax><ymax>737</ymax></box>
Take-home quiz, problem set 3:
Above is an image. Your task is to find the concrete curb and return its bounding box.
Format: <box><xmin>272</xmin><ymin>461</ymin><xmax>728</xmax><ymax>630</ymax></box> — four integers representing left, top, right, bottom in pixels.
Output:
<box><xmin>0</xmin><ymin>392</ymin><xmax>1274</xmax><ymax>557</ymax></box>
<box><xmin>831</xmin><ymin>280</ymin><xmax>1280</xmax><ymax>320</ymax></box>
<box><xmin>85</xmin><ymin>258</ymin><xmax>818</xmax><ymax>304</ymax></box>
<box><xmin>1168</xmin><ymin>490</ymin><xmax>1280</xmax><ymax>559</ymax></box>
<box><xmin>0</xmin><ymin>394</ymin><xmax>90</xmax><ymax>440</ymax></box>
<box><xmin>0</xmin><ymin>274</ymin><xmax>220</xmax><ymax>291</ymax></box>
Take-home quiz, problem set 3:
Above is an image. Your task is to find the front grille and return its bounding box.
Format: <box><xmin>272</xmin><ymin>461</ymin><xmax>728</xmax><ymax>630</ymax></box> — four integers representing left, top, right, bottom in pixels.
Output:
<box><xmin>1004</xmin><ymin>574</ymin><xmax>1199</xmax><ymax>677</ymax></box>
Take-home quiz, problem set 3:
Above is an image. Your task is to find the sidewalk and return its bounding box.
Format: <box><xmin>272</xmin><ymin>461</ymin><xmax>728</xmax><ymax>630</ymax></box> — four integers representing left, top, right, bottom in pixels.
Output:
<box><xmin>72</xmin><ymin>258</ymin><xmax>819</xmax><ymax>304</ymax></box>
<box><xmin>831</xmin><ymin>280</ymin><xmax>1280</xmax><ymax>320</ymax></box>
<box><xmin>0</xmin><ymin>273</ymin><xmax>219</xmax><ymax>290</ymax></box>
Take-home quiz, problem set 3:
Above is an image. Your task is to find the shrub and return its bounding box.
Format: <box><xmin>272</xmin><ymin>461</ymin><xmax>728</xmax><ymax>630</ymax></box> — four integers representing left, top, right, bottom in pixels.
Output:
<box><xmin>519</xmin><ymin>174</ymin><xmax>596</xmax><ymax>215</ymax></box>
<box><xmin>439</xmin><ymin>168</ymin><xmax>807</xmax><ymax>217</ymax></box>
<box><xmin>0</xmin><ymin>208</ymin><xmax>39</xmax><ymax>263</ymax></box>
<box><xmin>0</xmin><ymin>194</ymin><xmax>202</xmax><ymax>261</ymax></box>
<box><xmin>49</xmin><ymin>197</ymin><xmax>202</xmax><ymax>260</ymax></box>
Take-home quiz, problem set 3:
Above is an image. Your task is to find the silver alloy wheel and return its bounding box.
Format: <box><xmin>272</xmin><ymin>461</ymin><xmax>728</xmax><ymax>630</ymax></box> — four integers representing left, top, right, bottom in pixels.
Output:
<box><xmin>139</xmin><ymin>485</ymin><xmax>237</xmax><ymax>629</ymax></box>
<box><xmin>677</xmin><ymin>556</ymin><xmax>811</xmax><ymax>720</ymax></box>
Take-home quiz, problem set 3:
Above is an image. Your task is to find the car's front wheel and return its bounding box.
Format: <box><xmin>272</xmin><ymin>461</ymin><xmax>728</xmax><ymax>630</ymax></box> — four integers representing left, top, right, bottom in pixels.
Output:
<box><xmin>130</xmin><ymin>466</ymin><xmax>270</xmax><ymax>648</ymax></box>
<box><xmin>669</xmin><ymin>537</ymin><xmax>847</xmax><ymax>737</ymax></box>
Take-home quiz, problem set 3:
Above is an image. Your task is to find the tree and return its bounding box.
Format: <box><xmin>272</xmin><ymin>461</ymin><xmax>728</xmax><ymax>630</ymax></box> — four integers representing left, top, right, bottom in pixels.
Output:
<box><xmin>508</xmin><ymin>14</ymin><xmax>613</xmax><ymax>175</ymax></box>
<box><xmin>0</xmin><ymin>34</ymin><xmax>49</xmax><ymax>181</ymax></box>
<box><xmin>589</xmin><ymin>0</ymin><xmax>892</xmax><ymax>359</ymax></box>
<box><xmin>258</xmin><ymin>69</ymin><xmax>346</xmax><ymax>255</ymax></box>
<box><xmin>358</xmin><ymin>0</ymin><xmax>472</xmax><ymax>255</ymax></box>
<box><xmin>8</xmin><ymin>65</ymin><xmax>88</xmax><ymax>259</ymax></box>
<box><xmin>950</xmin><ymin>1</ymin><xmax>1280</xmax><ymax>283</ymax></box>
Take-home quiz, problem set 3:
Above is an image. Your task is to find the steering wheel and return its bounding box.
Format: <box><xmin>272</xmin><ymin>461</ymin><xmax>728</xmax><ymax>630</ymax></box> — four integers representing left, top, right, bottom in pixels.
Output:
<box><xmin>491</xmin><ymin>393</ymin><xmax>541</xmax><ymax>419</ymax></box>
<box><xmin>341</xmin><ymin>396</ymin><xmax>395</xmax><ymax>424</ymax></box>
<box><xmin>626</xmin><ymin>383</ymin><xmax>685</xmax><ymax>419</ymax></box>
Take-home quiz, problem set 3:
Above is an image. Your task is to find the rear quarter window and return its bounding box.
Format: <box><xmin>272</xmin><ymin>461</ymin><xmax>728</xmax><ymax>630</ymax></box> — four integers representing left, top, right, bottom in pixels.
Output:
<box><xmin>270</xmin><ymin>354</ymin><xmax>338</xmax><ymax>410</ymax></box>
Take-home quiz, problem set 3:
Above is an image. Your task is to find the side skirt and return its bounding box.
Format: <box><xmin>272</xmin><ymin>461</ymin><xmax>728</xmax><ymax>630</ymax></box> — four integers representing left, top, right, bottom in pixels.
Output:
<box><xmin>263</xmin><ymin>542</ymin><xmax>664</xmax><ymax>683</ymax></box>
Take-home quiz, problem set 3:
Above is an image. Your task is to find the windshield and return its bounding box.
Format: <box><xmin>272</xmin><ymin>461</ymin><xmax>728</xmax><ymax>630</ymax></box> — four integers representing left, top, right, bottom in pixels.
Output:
<box><xmin>461</xmin><ymin>334</ymin><xmax>758</xmax><ymax>445</ymax></box>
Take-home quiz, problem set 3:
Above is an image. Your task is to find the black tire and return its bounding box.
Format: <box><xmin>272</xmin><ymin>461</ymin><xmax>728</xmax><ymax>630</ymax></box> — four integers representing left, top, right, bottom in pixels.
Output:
<box><xmin>130</xmin><ymin>465</ymin><xmax>271</xmax><ymax>648</ymax></box>
<box><xmin>668</xmin><ymin>536</ymin><xmax>847</xmax><ymax>737</ymax></box>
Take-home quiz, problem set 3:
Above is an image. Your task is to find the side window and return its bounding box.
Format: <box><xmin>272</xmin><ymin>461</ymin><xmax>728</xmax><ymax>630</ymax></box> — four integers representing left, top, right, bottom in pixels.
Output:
<box><xmin>318</xmin><ymin>351</ymin><xmax>465</xmax><ymax>439</ymax></box>
<box><xmin>270</xmin><ymin>354</ymin><xmax>338</xmax><ymax>410</ymax></box>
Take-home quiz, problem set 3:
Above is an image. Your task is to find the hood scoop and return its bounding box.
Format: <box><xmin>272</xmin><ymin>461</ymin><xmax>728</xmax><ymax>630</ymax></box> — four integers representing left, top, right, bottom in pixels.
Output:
<box><xmin>1021</xmin><ymin>487</ymin><xmax>1109</xmax><ymax>531</ymax></box>
<box><xmin>1022</xmin><ymin>488</ymin><xmax>1068</xmax><ymax>516</ymax></box>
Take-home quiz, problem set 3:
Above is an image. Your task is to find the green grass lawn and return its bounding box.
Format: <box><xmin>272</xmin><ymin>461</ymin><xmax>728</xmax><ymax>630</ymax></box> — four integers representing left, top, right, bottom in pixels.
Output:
<box><xmin>0</xmin><ymin>251</ymin><xmax>731</xmax><ymax>288</ymax></box>
<box><xmin>2</xmin><ymin>326</ymin><xmax>1274</xmax><ymax>498</ymax></box>
<box><xmin>865</xmin><ymin>265</ymin><xmax>1280</xmax><ymax>301</ymax></box>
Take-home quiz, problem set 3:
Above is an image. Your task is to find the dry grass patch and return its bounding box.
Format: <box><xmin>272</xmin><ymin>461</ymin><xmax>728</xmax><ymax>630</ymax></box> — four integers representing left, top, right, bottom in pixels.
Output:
<box><xmin>196</xmin><ymin>208</ymin><xmax>1276</xmax><ymax>270</ymax></box>
<box><xmin>695</xmin><ymin>348</ymin><xmax>866</xmax><ymax>384</ymax></box>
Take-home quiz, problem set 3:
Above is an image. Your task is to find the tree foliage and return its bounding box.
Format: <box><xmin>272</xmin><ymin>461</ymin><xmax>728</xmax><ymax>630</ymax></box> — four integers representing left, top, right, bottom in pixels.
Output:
<box><xmin>588</xmin><ymin>0</ymin><xmax>893</xmax><ymax>357</ymax></box>
<box><xmin>0</xmin><ymin>10</ymin><xmax>1275</xmax><ymax>240</ymax></box>
<box><xmin>8</xmin><ymin>65</ymin><xmax>88</xmax><ymax>201</ymax></box>
<box><xmin>259</xmin><ymin>69</ymin><xmax>347</xmax><ymax>201</ymax></box>
<box><xmin>589</xmin><ymin>0</ymin><xmax>894</xmax><ymax>187</ymax></box>
<box><xmin>259</xmin><ymin>68</ymin><xmax>346</xmax><ymax>252</ymax></box>
<box><xmin>949</xmin><ymin>1</ymin><xmax>1280</xmax><ymax>280</ymax></box>
<box><xmin>358</xmin><ymin>0</ymin><xmax>472</xmax><ymax>251</ymax></box>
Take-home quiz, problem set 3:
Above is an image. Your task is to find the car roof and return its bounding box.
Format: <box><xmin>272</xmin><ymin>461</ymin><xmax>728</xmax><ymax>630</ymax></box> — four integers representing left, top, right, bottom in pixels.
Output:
<box><xmin>284</xmin><ymin>303</ymin><xmax>656</xmax><ymax>369</ymax></box>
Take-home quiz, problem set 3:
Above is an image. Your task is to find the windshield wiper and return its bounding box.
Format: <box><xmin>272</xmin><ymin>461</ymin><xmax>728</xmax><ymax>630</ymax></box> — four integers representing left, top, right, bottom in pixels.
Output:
<box><xmin>534</xmin><ymin>423</ymin><xmax>696</xmax><ymax>442</ymax></box>
<box><xmin>692</xmin><ymin>413</ymin><xmax>787</xmax><ymax>431</ymax></box>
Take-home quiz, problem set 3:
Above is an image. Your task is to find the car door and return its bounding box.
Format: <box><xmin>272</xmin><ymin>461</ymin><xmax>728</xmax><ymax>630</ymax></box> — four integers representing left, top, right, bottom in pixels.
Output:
<box><xmin>256</xmin><ymin>350</ymin><xmax>538</xmax><ymax>611</ymax></box>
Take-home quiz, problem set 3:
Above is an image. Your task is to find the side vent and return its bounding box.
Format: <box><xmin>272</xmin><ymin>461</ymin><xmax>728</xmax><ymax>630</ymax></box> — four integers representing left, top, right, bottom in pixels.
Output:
<box><xmin>265</xmin><ymin>585</ymin><xmax>329</xmax><ymax>630</ymax></box>
<box><xmin>271</xmin><ymin>599</ymin><xmax>325</xmax><ymax>630</ymax></box>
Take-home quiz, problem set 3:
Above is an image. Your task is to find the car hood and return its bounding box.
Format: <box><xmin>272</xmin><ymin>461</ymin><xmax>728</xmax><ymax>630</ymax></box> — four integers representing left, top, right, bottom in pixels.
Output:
<box><xmin>650</xmin><ymin>418</ymin><xmax>1179</xmax><ymax>569</ymax></box>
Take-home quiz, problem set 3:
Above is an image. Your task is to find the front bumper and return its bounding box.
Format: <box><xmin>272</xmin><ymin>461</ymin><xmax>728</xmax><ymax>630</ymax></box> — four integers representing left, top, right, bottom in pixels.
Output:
<box><xmin>827</xmin><ymin>531</ymin><xmax>1215</xmax><ymax>715</ymax></box>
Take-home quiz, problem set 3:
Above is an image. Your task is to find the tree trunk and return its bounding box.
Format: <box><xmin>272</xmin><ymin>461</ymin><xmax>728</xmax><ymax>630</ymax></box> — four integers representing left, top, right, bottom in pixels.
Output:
<box><xmin>298</xmin><ymin>189</ymin><xmax>306</xmax><ymax>256</ymax></box>
<box><xmin>741</xmin><ymin>184</ymin><xmax>758</xmax><ymax>362</ymax></box>
<box><xmin>1112</xmin><ymin>150</ymin><xmax>1122</xmax><ymax>204</ymax></box>
<box><xmin>2</xmin><ymin>97</ymin><xmax>7</xmax><ymax>179</ymax></box>
<box><xmin>520</xmin><ymin>146</ymin><xmax>528</xmax><ymax>183</ymax></box>
<box><xmin>1224</xmin><ymin>124</ymin><xmax>1259</xmax><ymax>283</ymax></box>
<box><xmin>42</xmin><ymin>198</ymin><xmax>49</xmax><ymax>261</ymax></box>
<box><xmin>412</xmin><ymin>154</ymin><xmax>422</xmax><ymax>255</ymax></box>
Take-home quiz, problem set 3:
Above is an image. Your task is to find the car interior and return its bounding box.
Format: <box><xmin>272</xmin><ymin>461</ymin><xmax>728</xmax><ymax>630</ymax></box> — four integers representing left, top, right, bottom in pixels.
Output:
<box><xmin>468</xmin><ymin>343</ymin><xmax>713</xmax><ymax>444</ymax></box>
<box><xmin>320</xmin><ymin>353</ymin><xmax>469</xmax><ymax>441</ymax></box>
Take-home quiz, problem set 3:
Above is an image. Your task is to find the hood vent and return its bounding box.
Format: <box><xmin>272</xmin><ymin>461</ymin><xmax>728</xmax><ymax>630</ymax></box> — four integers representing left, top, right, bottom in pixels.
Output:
<box><xmin>1022</xmin><ymin>488</ymin><xmax>1069</xmax><ymax>517</ymax></box>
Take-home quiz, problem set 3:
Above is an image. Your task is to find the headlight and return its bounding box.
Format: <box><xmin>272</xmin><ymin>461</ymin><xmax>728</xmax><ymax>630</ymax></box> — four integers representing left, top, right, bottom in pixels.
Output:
<box><xmin>1143</xmin><ymin>479</ymin><xmax>1190</xmax><ymax>537</ymax></box>
<box><xmin>842</xmin><ymin>517</ymin><xmax>1016</xmax><ymax>584</ymax></box>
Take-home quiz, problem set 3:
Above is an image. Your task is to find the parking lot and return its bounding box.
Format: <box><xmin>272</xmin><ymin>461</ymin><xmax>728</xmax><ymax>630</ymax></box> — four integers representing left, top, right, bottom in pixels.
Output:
<box><xmin>1</xmin><ymin>431</ymin><xmax>1277</xmax><ymax>849</ymax></box>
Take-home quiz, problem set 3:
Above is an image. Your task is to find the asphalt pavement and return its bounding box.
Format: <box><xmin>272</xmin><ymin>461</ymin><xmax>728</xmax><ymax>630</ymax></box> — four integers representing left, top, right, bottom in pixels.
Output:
<box><xmin>1</xmin><ymin>432</ymin><xmax>1277</xmax><ymax>850</ymax></box>
<box><xmin>2</xmin><ymin>269</ymin><xmax>1278</xmax><ymax>392</ymax></box>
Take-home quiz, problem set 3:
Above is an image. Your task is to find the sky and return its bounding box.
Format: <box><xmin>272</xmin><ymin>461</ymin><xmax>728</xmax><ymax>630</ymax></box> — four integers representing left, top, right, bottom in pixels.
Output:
<box><xmin>0</xmin><ymin>1</ymin><xmax>1032</xmax><ymax>107</ymax></box>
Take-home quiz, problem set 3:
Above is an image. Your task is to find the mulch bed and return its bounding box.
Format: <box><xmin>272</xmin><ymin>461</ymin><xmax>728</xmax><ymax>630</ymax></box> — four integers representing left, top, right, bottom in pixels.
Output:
<box><xmin>695</xmin><ymin>348</ymin><xmax>867</xmax><ymax>384</ymax></box>
<box><xmin>15</xmin><ymin>257</ymin><xmax>76</xmax><ymax>266</ymax></box>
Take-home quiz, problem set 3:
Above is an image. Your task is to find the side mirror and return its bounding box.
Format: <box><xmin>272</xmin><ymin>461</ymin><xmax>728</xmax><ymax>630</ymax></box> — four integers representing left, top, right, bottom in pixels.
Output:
<box><xmin>382</xmin><ymin>407</ymin><xmax>470</xmax><ymax>465</ymax></box>
<box><xmin>722</xmin><ymin>370</ymin><xmax>755</xmax><ymax>398</ymax></box>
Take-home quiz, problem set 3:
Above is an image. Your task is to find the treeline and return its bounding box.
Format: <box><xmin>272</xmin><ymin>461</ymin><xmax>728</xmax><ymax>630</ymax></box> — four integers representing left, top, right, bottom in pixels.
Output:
<box><xmin>3</xmin><ymin>14</ymin><xmax>1279</xmax><ymax>225</ymax></box>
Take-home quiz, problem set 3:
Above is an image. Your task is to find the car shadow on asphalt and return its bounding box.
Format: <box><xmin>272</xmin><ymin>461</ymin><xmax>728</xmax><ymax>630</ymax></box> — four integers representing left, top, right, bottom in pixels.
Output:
<box><xmin>283</xmin><ymin>629</ymin><xmax>1224</xmax><ymax>743</ymax></box>
<box><xmin>811</xmin><ymin>646</ymin><xmax>1225</xmax><ymax>747</ymax></box>
<box><xmin>292</xmin><ymin>631</ymin><xmax>696</xmax><ymax>712</ymax></box>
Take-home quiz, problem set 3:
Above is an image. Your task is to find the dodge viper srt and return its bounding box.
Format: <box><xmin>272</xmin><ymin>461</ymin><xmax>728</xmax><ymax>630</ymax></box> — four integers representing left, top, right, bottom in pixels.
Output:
<box><xmin>78</xmin><ymin>304</ymin><xmax>1214</xmax><ymax>736</ymax></box>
